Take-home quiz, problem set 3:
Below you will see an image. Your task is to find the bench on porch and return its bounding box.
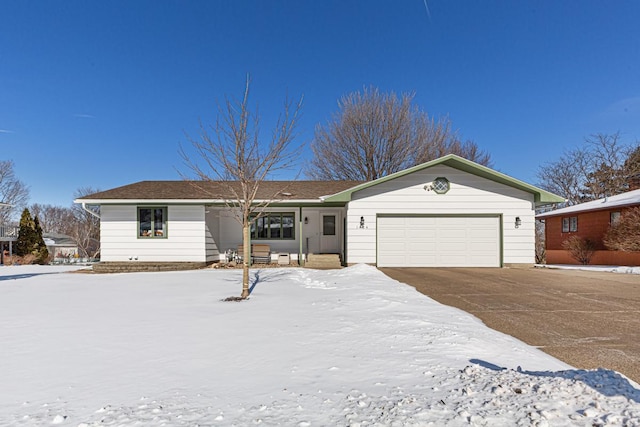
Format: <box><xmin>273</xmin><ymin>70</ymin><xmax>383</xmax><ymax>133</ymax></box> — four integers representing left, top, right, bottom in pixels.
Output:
<box><xmin>236</xmin><ymin>244</ymin><xmax>272</xmax><ymax>264</ymax></box>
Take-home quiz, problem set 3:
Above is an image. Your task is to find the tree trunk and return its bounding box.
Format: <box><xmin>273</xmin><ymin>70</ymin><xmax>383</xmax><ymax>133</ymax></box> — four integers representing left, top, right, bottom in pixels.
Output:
<box><xmin>241</xmin><ymin>223</ymin><xmax>250</xmax><ymax>298</ymax></box>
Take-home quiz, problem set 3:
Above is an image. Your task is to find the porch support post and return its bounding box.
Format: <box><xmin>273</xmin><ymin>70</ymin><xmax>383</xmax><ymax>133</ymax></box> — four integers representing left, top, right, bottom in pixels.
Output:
<box><xmin>299</xmin><ymin>207</ymin><xmax>304</xmax><ymax>266</ymax></box>
<box><xmin>247</xmin><ymin>224</ymin><xmax>251</xmax><ymax>268</ymax></box>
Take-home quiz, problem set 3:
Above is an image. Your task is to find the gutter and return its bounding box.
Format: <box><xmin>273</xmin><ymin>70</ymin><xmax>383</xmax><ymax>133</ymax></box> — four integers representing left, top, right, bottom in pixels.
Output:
<box><xmin>82</xmin><ymin>203</ymin><xmax>100</xmax><ymax>219</ymax></box>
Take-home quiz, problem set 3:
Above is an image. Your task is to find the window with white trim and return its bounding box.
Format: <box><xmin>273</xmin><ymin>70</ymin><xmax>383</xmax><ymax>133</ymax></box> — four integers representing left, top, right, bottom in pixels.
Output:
<box><xmin>562</xmin><ymin>216</ymin><xmax>577</xmax><ymax>233</ymax></box>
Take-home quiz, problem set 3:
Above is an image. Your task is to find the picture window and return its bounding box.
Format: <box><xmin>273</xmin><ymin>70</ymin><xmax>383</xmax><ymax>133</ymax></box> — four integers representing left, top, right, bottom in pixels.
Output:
<box><xmin>251</xmin><ymin>212</ymin><xmax>295</xmax><ymax>240</ymax></box>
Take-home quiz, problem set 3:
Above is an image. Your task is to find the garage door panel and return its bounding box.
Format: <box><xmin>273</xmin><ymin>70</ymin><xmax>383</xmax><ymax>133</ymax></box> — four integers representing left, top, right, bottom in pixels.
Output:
<box><xmin>382</xmin><ymin>242</ymin><xmax>408</xmax><ymax>251</ymax></box>
<box><xmin>469</xmin><ymin>228</ymin><xmax>497</xmax><ymax>238</ymax></box>
<box><xmin>471</xmin><ymin>255</ymin><xmax>499</xmax><ymax>264</ymax></box>
<box><xmin>408</xmin><ymin>217</ymin><xmax>436</xmax><ymax>226</ymax></box>
<box><xmin>407</xmin><ymin>239</ymin><xmax>435</xmax><ymax>248</ymax></box>
<box><xmin>468</xmin><ymin>241</ymin><xmax>498</xmax><ymax>251</ymax></box>
<box><xmin>377</xmin><ymin>216</ymin><xmax>500</xmax><ymax>267</ymax></box>
<box><xmin>438</xmin><ymin>242</ymin><xmax>468</xmax><ymax>252</ymax></box>
<box><xmin>440</xmin><ymin>229</ymin><xmax>467</xmax><ymax>239</ymax></box>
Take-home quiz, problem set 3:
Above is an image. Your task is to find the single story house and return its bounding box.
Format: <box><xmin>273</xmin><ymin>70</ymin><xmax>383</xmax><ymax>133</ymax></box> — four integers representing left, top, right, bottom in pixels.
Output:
<box><xmin>537</xmin><ymin>188</ymin><xmax>640</xmax><ymax>266</ymax></box>
<box><xmin>43</xmin><ymin>232</ymin><xmax>80</xmax><ymax>263</ymax></box>
<box><xmin>75</xmin><ymin>155</ymin><xmax>563</xmax><ymax>269</ymax></box>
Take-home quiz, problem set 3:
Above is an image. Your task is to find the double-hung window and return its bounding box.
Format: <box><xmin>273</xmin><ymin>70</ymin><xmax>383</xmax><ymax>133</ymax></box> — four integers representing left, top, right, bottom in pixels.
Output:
<box><xmin>251</xmin><ymin>212</ymin><xmax>295</xmax><ymax>240</ymax></box>
<box><xmin>138</xmin><ymin>207</ymin><xmax>167</xmax><ymax>238</ymax></box>
<box><xmin>562</xmin><ymin>216</ymin><xmax>577</xmax><ymax>233</ymax></box>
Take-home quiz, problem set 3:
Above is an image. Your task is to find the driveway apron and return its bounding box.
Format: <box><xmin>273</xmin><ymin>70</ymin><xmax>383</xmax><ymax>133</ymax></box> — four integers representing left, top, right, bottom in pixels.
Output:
<box><xmin>379</xmin><ymin>267</ymin><xmax>640</xmax><ymax>384</ymax></box>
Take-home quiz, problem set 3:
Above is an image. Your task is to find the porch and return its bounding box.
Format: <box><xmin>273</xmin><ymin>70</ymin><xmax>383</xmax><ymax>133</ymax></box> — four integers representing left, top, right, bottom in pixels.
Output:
<box><xmin>0</xmin><ymin>225</ymin><xmax>19</xmax><ymax>265</ymax></box>
<box><xmin>206</xmin><ymin>206</ymin><xmax>347</xmax><ymax>266</ymax></box>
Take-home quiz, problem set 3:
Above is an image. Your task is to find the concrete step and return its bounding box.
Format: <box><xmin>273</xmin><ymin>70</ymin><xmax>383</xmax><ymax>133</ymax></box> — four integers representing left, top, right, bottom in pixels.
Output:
<box><xmin>305</xmin><ymin>254</ymin><xmax>342</xmax><ymax>270</ymax></box>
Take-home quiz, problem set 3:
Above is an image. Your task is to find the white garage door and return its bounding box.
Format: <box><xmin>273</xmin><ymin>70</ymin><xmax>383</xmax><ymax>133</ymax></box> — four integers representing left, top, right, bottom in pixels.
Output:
<box><xmin>377</xmin><ymin>216</ymin><xmax>500</xmax><ymax>267</ymax></box>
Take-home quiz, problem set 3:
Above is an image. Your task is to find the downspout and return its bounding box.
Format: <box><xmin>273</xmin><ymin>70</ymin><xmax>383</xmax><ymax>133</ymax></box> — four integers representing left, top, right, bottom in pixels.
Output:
<box><xmin>82</xmin><ymin>203</ymin><xmax>100</xmax><ymax>219</ymax></box>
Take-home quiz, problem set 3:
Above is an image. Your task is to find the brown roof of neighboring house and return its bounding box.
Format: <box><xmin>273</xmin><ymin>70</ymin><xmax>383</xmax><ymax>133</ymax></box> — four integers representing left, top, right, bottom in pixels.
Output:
<box><xmin>78</xmin><ymin>180</ymin><xmax>364</xmax><ymax>202</ymax></box>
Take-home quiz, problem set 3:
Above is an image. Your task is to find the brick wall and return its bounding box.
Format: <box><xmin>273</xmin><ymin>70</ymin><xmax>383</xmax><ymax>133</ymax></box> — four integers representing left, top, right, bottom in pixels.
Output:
<box><xmin>546</xmin><ymin>249</ymin><xmax>640</xmax><ymax>266</ymax></box>
<box><xmin>545</xmin><ymin>209</ymin><xmax>618</xmax><ymax>250</ymax></box>
<box><xmin>543</xmin><ymin>205</ymin><xmax>640</xmax><ymax>266</ymax></box>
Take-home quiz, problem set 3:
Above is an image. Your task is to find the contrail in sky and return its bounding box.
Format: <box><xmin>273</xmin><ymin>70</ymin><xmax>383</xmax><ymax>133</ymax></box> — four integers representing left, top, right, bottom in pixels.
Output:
<box><xmin>422</xmin><ymin>0</ymin><xmax>432</xmax><ymax>21</ymax></box>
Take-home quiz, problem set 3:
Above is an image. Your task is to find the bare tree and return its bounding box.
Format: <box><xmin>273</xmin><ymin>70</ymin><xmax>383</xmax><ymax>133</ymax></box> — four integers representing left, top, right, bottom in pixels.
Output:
<box><xmin>29</xmin><ymin>203</ymin><xmax>74</xmax><ymax>234</ymax></box>
<box><xmin>537</xmin><ymin>148</ymin><xmax>590</xmax><ymax>205</ymax></box>
<box><xmin>29</xmin><ymin>192</ymin><xmax>100</xmax><ymax>259</ymax></box>
<box><xmin>0</xmin><ymin>160</ymin><xmax>30</xmax><ymax>224</ymax></box>
<box><xmin>69</xmin><ymin>187</ymin><xmax>101</xmax><ymax>259</ymax></box>
<box><xmin>538</xmin><ymin>132</ymin><xmax>640</xmax><ymax>205</ymax></box>
<box><xmin>306</xmin><ymin>87</ymin><xmax>491</xmax><ymax>181</ymax></box>
<box><xmin>412</xmin><ymin>116</ymin><xmax>492</xmax><ymax>166</ymax></box>
<box><xmin>180</xmin><ymin>77</ymin><xmax>303</xmax><ymax>299</ymax></box>
<box><xmin>582</xmin><ymin>133</ymin><xmax>640</xmax><ymax>200</ymax></box>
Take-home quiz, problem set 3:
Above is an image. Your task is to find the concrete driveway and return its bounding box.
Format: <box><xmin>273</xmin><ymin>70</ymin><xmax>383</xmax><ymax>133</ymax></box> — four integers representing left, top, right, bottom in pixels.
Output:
<box><xmin>379</xmin><ymin>266</ymin><xmax>640</xmax><ymax>383</ymax></box>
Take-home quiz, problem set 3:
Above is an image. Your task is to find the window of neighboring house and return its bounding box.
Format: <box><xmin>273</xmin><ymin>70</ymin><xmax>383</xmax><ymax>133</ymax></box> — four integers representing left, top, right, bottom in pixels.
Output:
<box><xmin>138</xmin><ymin>207</ymin><xmax>167</xmax><ymax>238</ymax></box>
<box><xmin>562</xmin><ymin>216</ymin><xmax>578</xmax><ymax>233</ymax></box>
<box><xmin>251</xmin><ymin>212</ymin><xmax>295</xmax><ymax>240</ymax></box>
<box><xmin>610</xmin><ymin>211</ymin><xmax>621</xmax><ymax>225</ymax></box>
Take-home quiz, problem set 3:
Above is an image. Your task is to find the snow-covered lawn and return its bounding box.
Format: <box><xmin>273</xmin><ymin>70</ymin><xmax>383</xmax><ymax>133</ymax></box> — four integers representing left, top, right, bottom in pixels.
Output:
<box><xmin>1</xmin><ymin>264</ymin><xmax>639</xmax><ymax>426</ymax></box>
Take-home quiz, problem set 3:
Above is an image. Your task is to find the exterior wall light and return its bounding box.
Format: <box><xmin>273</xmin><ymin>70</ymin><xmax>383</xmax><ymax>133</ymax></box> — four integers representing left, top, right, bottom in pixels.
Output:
<box><xmin>304</xmin><ymin>216</ymin><xmax>308</xmax><ymax>225</ymax></box>
<box><xmin>359</xmin><ymin>216</ymin><xmax>365</xmax><ymax>228</ymax></box>
<box><xmin>515</xmin><ymin>217</ymin><xmax>522</xmax><ymax>228</ymax></box>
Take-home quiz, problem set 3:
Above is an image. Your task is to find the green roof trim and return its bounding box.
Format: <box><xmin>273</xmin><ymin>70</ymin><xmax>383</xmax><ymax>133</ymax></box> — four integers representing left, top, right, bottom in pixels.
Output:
<box><xmin>322</xmin><ymin>154</ymin><xmax>565</xmax><ymax>205</ymax></box>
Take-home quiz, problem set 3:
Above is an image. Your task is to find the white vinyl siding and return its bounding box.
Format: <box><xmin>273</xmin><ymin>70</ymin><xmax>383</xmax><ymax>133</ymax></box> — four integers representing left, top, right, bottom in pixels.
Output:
<box><xmin>377</xmin><ymin>216</ymin><xmax>500</xmax><ymax>267</ymax></box>
<box><xmin>100</xmin><ymin>205</ymin><xmax>207</xmax><ymax>262</ymax></box>
<box><xmin>346</xmin><ymin>164</ymin><xmax>535</xmax><ymax>266</ymax></box>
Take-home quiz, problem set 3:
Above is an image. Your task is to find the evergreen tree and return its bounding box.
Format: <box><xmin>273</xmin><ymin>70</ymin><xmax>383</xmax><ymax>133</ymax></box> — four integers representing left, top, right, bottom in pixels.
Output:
<box><xmin>33</xmin><ymin>216</ymin><xmax>49</xmax><ymax>264</ymax></box>
<box><xmin>15</xmin><ymin>208</ymin><xmax>49</xmax><ymax>264</ymax></box>
<box><xmin>15</xmin><ymin>208</ymin><xmax>36</xmax><ymax>257</ymax></box>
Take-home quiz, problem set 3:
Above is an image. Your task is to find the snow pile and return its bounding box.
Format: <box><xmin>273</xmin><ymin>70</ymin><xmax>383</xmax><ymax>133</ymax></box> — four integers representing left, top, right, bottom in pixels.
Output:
<box><xmin>537</xmin><ymin>264</ymin><xmax>640</xmax><ymax>275</ymax></box>
<box><xmin>0</xmin><ymin>264</ymin><xmax>639</xmax><ymax>426</ymax></box>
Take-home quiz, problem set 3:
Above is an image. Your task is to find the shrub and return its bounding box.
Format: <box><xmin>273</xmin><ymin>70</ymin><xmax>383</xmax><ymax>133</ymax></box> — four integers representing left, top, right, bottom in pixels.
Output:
<box><xmin>604</xmin><ymin>207</ymin><xmax>640</xmax><ymax>252</ymax></box>
<box><xmin>5</xmin><ymin>254</ymin><xmax>37</xmax><ymax>265</ymax></box>
<box><xmin>535</xmin><ymin>220</ymin><xmax>546</xmax><ymax>264</ymax></box>
<box><xmin>562</xmin><ymin>235</ymin><xmax>596</xmax><ymax>265</ymax></box>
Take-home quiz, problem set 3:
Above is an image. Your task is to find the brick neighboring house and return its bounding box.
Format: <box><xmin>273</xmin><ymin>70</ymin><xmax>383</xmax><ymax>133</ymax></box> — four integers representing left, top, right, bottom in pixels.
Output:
<box><xmin>537</xmin><ymin>189</ymin><xmax>640</xmax><ymax>265</ymax></box>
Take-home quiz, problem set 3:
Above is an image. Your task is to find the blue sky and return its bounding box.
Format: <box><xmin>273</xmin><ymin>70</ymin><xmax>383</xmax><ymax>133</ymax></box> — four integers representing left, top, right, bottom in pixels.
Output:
<box><xmin>2</xmin><ymin>1</ymin><xmax>639</xmax><ymax>207</ymax></box>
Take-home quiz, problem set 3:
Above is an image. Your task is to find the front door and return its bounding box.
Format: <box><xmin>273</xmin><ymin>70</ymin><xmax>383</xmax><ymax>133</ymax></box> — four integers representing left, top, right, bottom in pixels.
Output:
<box><xmin>320</xmin><ymin>213</ymin><xmax>340</xmax><ymax>253</ymax></box>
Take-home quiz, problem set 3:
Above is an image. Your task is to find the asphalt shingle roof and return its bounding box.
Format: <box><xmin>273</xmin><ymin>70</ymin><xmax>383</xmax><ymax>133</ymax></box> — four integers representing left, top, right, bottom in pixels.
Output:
<box><xmin>78</xmin><ymin>180</ymin><xmax>364</xmax><ymax>202</ymax></box>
